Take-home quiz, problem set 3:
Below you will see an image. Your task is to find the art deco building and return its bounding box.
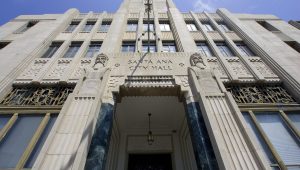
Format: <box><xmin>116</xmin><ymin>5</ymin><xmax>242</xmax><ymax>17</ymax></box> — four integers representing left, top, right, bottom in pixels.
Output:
<box><xmin>0</xmin><ymin>0</ymin><xmax>299</xmax><ymax>169</ymax></box>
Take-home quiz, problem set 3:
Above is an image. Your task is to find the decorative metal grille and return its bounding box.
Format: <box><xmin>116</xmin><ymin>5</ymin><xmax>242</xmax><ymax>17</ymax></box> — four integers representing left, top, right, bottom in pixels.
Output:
<box><xmin>0</xmin><ymin>86</ymin><xmax>74</xmax><ymax>106</ymax></box>
<box><xmin>226</xmin><ymin>84</ymin><xmax>297</xmax><ymax>104</ymax></box>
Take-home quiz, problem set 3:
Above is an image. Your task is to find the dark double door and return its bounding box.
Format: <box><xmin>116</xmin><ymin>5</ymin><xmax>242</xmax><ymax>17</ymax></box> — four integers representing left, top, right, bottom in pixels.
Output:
<box><xmin>128</xmin><ymin>154</ymin><xmax>173</xmax><ymax>170</ymax></box>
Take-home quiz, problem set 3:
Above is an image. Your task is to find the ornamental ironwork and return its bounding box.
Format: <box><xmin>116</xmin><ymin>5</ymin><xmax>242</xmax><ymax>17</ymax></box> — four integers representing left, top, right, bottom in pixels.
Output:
<box><xmin>226</xmin><ymin>85</ymin><xmax>297</xmax><ymax>104</ymax></box>
<box><xmin>0</xmin><ymin>86</ymin><xmax>74</xmax><ymax>106</ymax></box>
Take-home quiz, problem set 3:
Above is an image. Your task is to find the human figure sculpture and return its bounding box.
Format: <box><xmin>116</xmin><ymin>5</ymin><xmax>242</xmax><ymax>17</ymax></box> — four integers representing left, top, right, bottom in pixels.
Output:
<box><xmin>190</xmin><ymin>52</ymin><xmax>208</xmax><ymax>70</ymax></box>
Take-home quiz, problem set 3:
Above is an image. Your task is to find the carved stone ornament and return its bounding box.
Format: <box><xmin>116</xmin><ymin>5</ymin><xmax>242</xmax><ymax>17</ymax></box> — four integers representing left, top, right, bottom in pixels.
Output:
<box><xmin>190</xmin><ymin>53</ymin><xmax>208</xmax><ymax>70</ymax></box>
<box><xmin>93</xmin><ymin>53</ymin><xmax>109</xmax><ymax>70</ymax></box>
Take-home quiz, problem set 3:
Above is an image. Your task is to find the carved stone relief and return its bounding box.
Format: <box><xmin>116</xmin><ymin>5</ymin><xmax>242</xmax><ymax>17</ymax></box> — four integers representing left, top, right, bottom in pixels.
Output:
<box><xmin>45</xmin><ymin>59</ymin><xmax>72</xmax><ymax>79</ymax></box>
<box><xmin>227</xmin><ymin>58</ymin><xmax>252</xmax><ymax>78</ymax></box>
<box><xmin>250</xmin><ymin>59</ymin><xmax>277</xmax><ymax>78</ymax></box>
<box><xmin>70</xmin><ymin>59</ymin><xmax>91</xmax><ymax>80</ymax></box>
<box><xmin>207</xmin><ymin>60</ymin><xmax>227</xmax><ymax>78</ymax></box>
<box><xmin>18</xmin><ymin>59</ymin><xmax>48</xmax><ymax>79</ymax></box>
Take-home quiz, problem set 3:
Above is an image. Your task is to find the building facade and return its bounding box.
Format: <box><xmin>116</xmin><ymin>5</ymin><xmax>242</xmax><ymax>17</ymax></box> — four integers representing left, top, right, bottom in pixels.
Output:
<box><xmin>0</xmin><ymin>0</ymin><xmax>300</xmax><ymax>169</ymax></box>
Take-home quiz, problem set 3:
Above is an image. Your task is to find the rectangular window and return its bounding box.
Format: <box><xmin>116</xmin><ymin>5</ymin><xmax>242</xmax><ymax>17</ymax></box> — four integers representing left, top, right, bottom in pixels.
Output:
<box><xmin>286</xmin><ymin>112</ymin><xmax>300</xmax><ymax>130</ymax></box>
<box><xmin>255</xmin><ymin>112</ymin><xmax>300</xmax><ymax>167</ymax></box>
<box><xmin>99</xmin><ymin>21</ymin><xmax>111</xmax><ymax>32</ymax></box>
<box><xmin>15</xmin><ymin>21</ymin><xmax>38</xmax><ymax>34</ymax></box>
<box><xmin>201</xmin><ymin>22</ymin><xmax>214</xmax><ymax>31</ymax></box>
<box><xmin>186</xmin><ymin>23</ymin><xmax>198</xmax><ymax>31</ymax></box>
<box><xmin>65</xmin><ymin>21</ymin><xmax>80</xmax><ymax>33</ymax></box>
<box><xmin>257</xmin><ymin>21</ymin><xmax>279</xmax><ymax>32</ymax></box>
<box><xmin>127</xmin><ymin>21</ymin><xmax>138</xmax><ymax>32</ymax></box>
<box><xmin>0</xmin><ymin>42</ymin><xmax>10</xmax><ymax>50</ymax></box>
<box><xmin>159</xmin><ymin>22</ymin><xmax>171</xmax><ymax>32</ymax></box>
<box><xmin>122</xmin><ymin>41</ymin><xmax>136</xmax><ymax>52</ymax></box>
<box><xmin>143</xmin><ymin>22</ymin><xmax>154</xmax><ymax>32</ymax></box>
<box><xmin>142</xmin><ymin>42</ymin><xmax>157</xmax><ymax>53</ymax></box>
<box><xmin>84</xmin><ymin>41</ymin><xmax>102</xmax><ymax>58</ymax></box>
<box><xmin>82</xmin><ymin>21</ymin><xmax>96</xmax><ymax>32</ymax></box>
<box><xmin>196</xmin><ymin>42</ymin><xmax>213</xmax><ymax>57</ymax></box>
<box><xmin>285</xmin><ymin>41</ymin><xmax>300</xmax><ymax>53</ymax></box>
<box><xmin>235</xmin><ymin>42</ymin><xmax>255</xmax><ymax>56</ymax></box>
<box><xmin>41</xmin><ymin>42</ymin><xmax>63</xmax><ymax>58</ymax></box>
<box><xmin>215</xmin><ymin>42</ymin><xmax>234</xmax><ymax>57</ymax></box>
<box><xmin>218</xmin><ymin>22</ymin><xmax>231</xmax><ymax>32</ymax></box>
<box><xmin>162</xmin><ymin>41</ymin><xmax>177</xmax><ymax>52</ymax></box>
<box><xmin>63</xmin><ymin>41</ymin><xmax>83</xmax><ymax>58</ymax></box>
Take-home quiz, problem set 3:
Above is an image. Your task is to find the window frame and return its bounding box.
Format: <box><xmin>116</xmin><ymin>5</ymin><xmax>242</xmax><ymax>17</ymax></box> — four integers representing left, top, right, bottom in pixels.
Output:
<box><xmin>159</xmin><ymin>21</ymin><xmax>171</xmax><ymax>32</ymax></box>
<box><xmin>201</xmin><ymin>22</ymin><xmax>214</xmax><ymax>32</ymax></box>
<box><xmin>162</xmin><ymin>41</ymin><xmax>177</xmax><ymax>52</ymax></box>
<box><xmin>142</xmin><ymin>41</ymin><xmax>157</xmax><ymax>53</ymax></box>
<box><xmin>14</xmin><ymin>21</ymin><xmax>39</xmax><ymax>34</ymax></box>
<box><xmin>215</xmin><ymin>42</ymin><xmax>235</xmax><ymax>57</ymax></box>
<box><xmin>41</xmin><ymin>41</ymin><xmax>63</xmax><ymax>58</ymax></box>
<box><xmin>64</xmin><ymin>21</ymin><xmax>80</xmax><ymax>33</ymax></box>
<box><xmin>196</xmin><ymin>42</ymin><xmax>214</xmax><ymax>57</ymax></box>
<box><xmin>235</xmin><ymin>41</ymin><xmax>255</xmax><ymax>56</ymax></box>
<box><xmin>122</xmin><ymin>41</ymin><xmax>136</xmax><ymax>52</ymax></box>
<box><xmin>62</xmin><ymin>41</ymin><xmax>83</xmax><ymax>58</ymax></box>
<box><xmin>84</xmin><ymin>41</ymin><xmax>102</xmax><ymax>58</ymax></box>
<box><xmin>81</xmin><ymin>21</ymin><xmax>96</xmax><ymax>33</ymax></box>
<box><xmin>186</xmin><ymin>23</ymin><xmax>198</xmax><ymax>32</ymax></box>
<box><xmin>127</xmin><ymin>21</ymin><xmax>138</xmax><ymax>32</ymax></box>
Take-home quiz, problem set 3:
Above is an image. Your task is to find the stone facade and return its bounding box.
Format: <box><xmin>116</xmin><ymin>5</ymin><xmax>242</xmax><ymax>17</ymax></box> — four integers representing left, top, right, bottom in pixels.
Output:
<box><xmin>0</xmin><ymin>0</ymin><xmax>299</xmax><ymax>170</ymax></box>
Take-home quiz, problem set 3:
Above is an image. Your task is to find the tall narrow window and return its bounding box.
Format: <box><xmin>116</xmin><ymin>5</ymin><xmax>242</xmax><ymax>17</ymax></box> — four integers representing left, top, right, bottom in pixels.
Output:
<box><xmin>122</xmin><ymin>41</ymin><xmax>136</xmax><ymax>52</ymax></box>
<box><xmin>257</xmin><ymin>21</ymin><xmax>279</xmax><ymax>32</ymax></box>
<box><xmin>201</xmin><ymin>22</ymin><xmax>214</xmax><ymax>31</ymax></box>
<box><xmin>82</xmin><ymin>21</ymin><xmax>96</xmax><ymax>32</ymax></box>
<box><xmin>143</xmin><ymin>21</ymin><xmax>154</xmax><ymax>32</ymax></box>
<box><xmin>127</xmin><ymin>21</ymin><xmax>138</xmax><ymax>32</ymax></box>
<box><xmin>0</xmin><ymin>42</ymin><xmax>10</xmax><ymax>50</ymax></box>
<box><xmin>159</xmin><ymin>21</ymin><xmax>171</xmax><ymax>31</ymax></box>
<box><xmin>162</xmin><ymin>41</ymin><xmax>177</xmax><ymax>52</ymax></box>
<box><xmin>218</xmin><ymin>22</ymin><xmax>231</xmax><ymax>32</ymax></box>
<box><xmin>285</xmin><ymin>41</ymin><xmax>300</xmax><ymax>53</ymax></box>
<box><xmin>215</xmin><ymin>42</ymin><xmax>234</xmax><ymax>57</ymax></box>
<box><xmin>41</xmin><ymin>42</ymin><xmax>63</xmax><ymax>58</ymax></box>
<box><xmin>235</xmin><ymin>42</ymin><xmax>255</xmax><ymax>56</ymax></box>
<box><xmin>63</xmin><ymin>42</ymin><xmax>83</xmax><ymax>58</ymax></box>
<box><xmin>186</xmin><ymin>23</ymin><xmax>198</xmax><ymax>31</ymax></box>
<box><xmin>196</xmin><ymin>42</ymin><xmax>213</xmax><ymax>57</ymax></box>
<box><xmin>65</xmin><ymin>21</ymin><xmax>80</xmax><ymax>33</ymax></box>
<box><xmin>15</xmin><ymin>21</ymin><xmax>38</xmax><ymax>34</ymax></box>
<box><xmin>142</xmin><ymin>42</ymin><xmax>156</xmax><ymax>53</ymax></box>
<box><xmin>85</xmin><ymin>41</ymin><xmax>102</xmax><ymax>58</ymax></box>
<box><xmin>99</xmin><ymin>21</ymin><xmax>111</xmax><ymax>32</ymax></box>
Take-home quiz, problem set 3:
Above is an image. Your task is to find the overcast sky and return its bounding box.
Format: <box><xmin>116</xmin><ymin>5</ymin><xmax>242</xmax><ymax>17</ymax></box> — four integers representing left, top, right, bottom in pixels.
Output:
<box><xmin>0</xmin><ymin>0</ymin><xmax>299</xmax><ymax>26</ymax></box>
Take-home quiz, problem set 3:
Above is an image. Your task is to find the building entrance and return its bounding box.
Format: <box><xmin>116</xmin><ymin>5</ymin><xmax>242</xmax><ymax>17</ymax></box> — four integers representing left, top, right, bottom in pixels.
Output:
<box><xmin>105</xmin><ymin>96</ymin><xmax>198</xmax><ymax>170</ymax></box>
<box><xmin>128</xmin><ymin>153</ymin><xmax>172</xmax><ymax>170</ymax></box>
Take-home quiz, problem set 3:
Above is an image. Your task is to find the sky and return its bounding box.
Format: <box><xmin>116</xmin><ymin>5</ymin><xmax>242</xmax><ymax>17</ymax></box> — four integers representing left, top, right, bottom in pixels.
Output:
<box><xmin>0</xmin><ymin>0</ymin><xmax>299</xmax><ymax>26</ymax></box>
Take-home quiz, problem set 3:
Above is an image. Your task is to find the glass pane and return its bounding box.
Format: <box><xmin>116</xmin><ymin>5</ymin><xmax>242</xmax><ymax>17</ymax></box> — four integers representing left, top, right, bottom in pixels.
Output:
<box><xmin>0</xmin><ymin>115</ymin><xmax>11</xmax><ymax>130</ymax></box>
<box><xmin>25</xmin><ymin>115</ymin><xmax>57</xmax><ymax>168</ymax></box>
<box><xmin>256</xmin><ymin>112</ymin><xmax>300</xmax><ymax>166</ymax></box>
<box><xmin>287</xmin><ymin>112</ymin><xmax>300</xmax><ymax>130</ymax></box>
<box><xmin>242</xmin><ymin>112</ymin><xmax>277</xmax><ymax>164</ymax></box>
<box><xmin>0</xmin><ymin>115</ymin><xmax>43</xmax><ymax>168</ymax></box>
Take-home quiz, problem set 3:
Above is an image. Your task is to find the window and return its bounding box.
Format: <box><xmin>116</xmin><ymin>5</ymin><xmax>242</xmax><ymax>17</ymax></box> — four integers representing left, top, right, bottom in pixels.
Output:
<box><xmin>0</xmin><ymin>85</ymin><xmax>73</xmax><ymax>169</ymax></box>
<box><xmin>142</xmin><ymin>42</ymin><xmax>157</xmax><ymax>53</ymax></box>
<box><xmin>159</xmin><ymin>22</ymin><xmax>171</xmax><ymax>32</ymax></box>
<box><xmin>257</xmin><ymin>21</ymin><xmax>279</xmax><ymax>32</ymax></box>
<box><xmin>186</xmin><ymin>23</ymin><xmax>198</xmax><ymax>32</ymax></box>
<box><xmin>15</xmin><ymin>21</ymin><xmax>38</xmax><ymax>34</ymax></box>
<box><xmin>162</xmin><ymin>41</ymin><xmax>177</xmax><ymax>52</ymax></box>
<box><xmin>0</xmin><ymin>42</ymin><xmax>10</xmax><ymax>50</ymax></box>
<box><xmin>196</xmin><ymin>42</ymin><xmax>213</xmax><ymax>57</ymax></box>
<box><xmin>63</xmin><ymin>42</ymin><xmax>83</xmax><ymax>58</ymax></box>
<box><xmin>285</xmin><ymin>41</ymin><xmax>300</xmax><ymax>53</ymax></box>
<box><xmin>41</xmin><ymin>42</ymin><xmax>63</xmax><ymax>58</ymax></box>
<box><xmin>218</xmin><ymin>22</ymin><xmax>231</xmax><ymax>32</ymax></box>
<box><xmin>127</xmin><ymin>21</ymin><xmax>138</xmax><ymax>32</ymax></box>
<box><xmin>226</xmin><ymin>84</ymin><xmax>300</xmax><ymax>169</ymax></box>
<box><xmin>84</xmin><ymin>41</ymin><xmax>102</xmax><ymax>58</ymax></box>
<box><xmin>143</xmin><ymin>21</ymin><xmax>154</xmax><ymax>32</ymax></box>
<box><xmin>215</xmin><ymin>42</ymin><xmax>234</xmax><ymax>57</ymax></box>
<box><xmin>99</xmin><ymin>21</ymin><xmax>111</xmax><ymax>32</ymax></box>
<box><xmin>235</xmin><ymin>42</ymin><xmax>255</xmax><ymax>56</ymax></box>
<box><xmin>201</xmin><ymin>22</ymin><xmax>214</xmax><ymax>31</ymax></box>
<box><xmin>122</xmin><ymin>41</ymin><xmax>136</xmax><ymax>52</ymax></box>
<box><xmin>82</xmin><ymin>21</ymin><xmax>96</xmax><ymax>32</ymax></box>
<box><xmin>65</xmin><ymin>21</ymin><xmax>80</xmax><ymax>33</ymax></box>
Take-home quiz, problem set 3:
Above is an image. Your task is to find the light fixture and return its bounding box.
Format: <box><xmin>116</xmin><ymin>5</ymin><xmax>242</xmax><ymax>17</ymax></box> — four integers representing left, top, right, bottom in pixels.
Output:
<box><xmin>147</xmin><ymin>113</ymin><xmax>154</xmax><ymax>145</ymax></box>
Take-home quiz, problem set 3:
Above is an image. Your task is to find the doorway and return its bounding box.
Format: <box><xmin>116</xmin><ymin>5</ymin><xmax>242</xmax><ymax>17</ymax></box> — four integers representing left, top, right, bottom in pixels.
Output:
<box><xmin>128</xmin><ymin>153</ymin><xmax>172</xmax><ymax>170</ymax></box>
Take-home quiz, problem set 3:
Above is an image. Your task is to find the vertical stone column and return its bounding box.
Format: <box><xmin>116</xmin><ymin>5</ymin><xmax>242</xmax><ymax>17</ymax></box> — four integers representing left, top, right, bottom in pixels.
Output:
<box><xmin>84</xmin><ymin>103</ymin><xmax>115</xmax><ymax>170</ymax></box>
<box><xmin>166</xmin><ymin>0</ymin><xmax>198</xmax><ymax>52</ymax></box>
<box><xmin>33</xmin><ymin>56</ymin><xmax>112</xmax><ymax>170</ymax></box>
<box><xmin>187</xmin><ymin>54</ymin><xmax>270</xmax><ymax>169</ymax></box>
<box><xmin>184</xmin><ymin>95</ymin><xmax>219</xmax><ymax>170</ymax></box>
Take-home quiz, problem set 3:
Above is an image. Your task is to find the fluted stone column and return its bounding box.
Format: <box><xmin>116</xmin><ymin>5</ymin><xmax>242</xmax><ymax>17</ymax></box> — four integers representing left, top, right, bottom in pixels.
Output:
<box><xmin>187</xmin><ymin>54</ymin><xmax>270</xmax><ymax>169</ymax></box>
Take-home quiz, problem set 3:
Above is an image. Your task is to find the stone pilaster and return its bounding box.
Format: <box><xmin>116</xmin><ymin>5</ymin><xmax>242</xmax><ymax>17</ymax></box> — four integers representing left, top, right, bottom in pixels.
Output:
<box><xmin>187</xmin><ymin>57</ymin><xmax>270</xmax><ymax>169</ymax></box>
